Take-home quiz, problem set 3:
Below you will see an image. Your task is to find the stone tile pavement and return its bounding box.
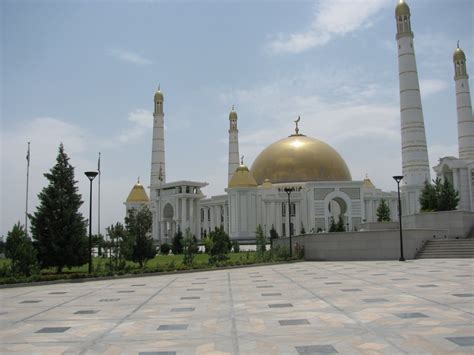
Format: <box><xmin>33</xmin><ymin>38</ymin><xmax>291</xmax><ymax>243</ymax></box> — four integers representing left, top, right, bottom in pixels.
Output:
<box><xmin>0</xmin><ymin>259</ymin><xmax>473</xmax><ymax>354</ymax></box>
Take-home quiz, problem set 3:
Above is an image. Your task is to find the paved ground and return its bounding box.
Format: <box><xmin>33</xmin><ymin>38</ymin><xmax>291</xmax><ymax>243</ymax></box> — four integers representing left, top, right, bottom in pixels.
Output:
<box><xmin>1</xmin><ymin>259</ymin><xmax>473</xmax><ymax>354</ymax></box>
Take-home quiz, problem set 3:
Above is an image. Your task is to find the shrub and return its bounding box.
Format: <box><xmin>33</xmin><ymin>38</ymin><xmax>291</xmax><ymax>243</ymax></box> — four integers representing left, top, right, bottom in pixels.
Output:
<box><xmin>160</xmin><ymin>243</ymin><xmax>171</xmax><ymax>255</ymax></box>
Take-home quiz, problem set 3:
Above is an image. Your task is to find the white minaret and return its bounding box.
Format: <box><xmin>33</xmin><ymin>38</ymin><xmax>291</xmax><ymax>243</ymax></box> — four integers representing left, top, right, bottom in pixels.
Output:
<box><xmin>228</xmin><ymin>105</ymin><xmax>240</xmax><ymax>184</ymax></box>
<box><xmin>151</xmin><ymin>86</ymin><xmax>166</xmax><ymax>186</ymax></box>
<box><xmin>395</xmin><ymin>0</ymin><xmax>431</xmax><ymax>214</ymax></box>
<box><xmin>453</xmin><ymin>43</ymin><xmax>474</xmax><ymax>162</ymax></box>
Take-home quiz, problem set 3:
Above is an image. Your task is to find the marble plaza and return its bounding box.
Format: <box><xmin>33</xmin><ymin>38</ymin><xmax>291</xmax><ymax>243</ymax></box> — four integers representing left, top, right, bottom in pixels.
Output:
<box><xmin>1</xmin><ymin>259</ymin><xmax>473</xmax><ymax>354</ymax></box>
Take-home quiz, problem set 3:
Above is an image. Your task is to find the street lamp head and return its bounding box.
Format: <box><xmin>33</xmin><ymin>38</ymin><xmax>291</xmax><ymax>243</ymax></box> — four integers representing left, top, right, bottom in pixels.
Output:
<box><xmin>283</xmin><ymin>187</ymin><xmax>294</xmax><ymax>193</ymax></box>
<box><xmin>85</xmin><ymin>171</ymin><xmax>98</xmax><ymax>181</ymax></box>
<box><xmin>392</xmin><ymin>175</ymin><xmax>403</xmax><ymax>183</ymax></box>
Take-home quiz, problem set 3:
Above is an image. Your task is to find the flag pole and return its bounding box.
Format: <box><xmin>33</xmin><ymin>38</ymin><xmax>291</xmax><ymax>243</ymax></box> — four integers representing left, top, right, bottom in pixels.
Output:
<box><xmin>25</xmin><ymin>142</ymin><xmax>31</xmax><ymax>238</ymax></box>
<box><xmin>98</xmin><ymin>152</ymin><xmax>101</xmax><ymax>239</ymax></box>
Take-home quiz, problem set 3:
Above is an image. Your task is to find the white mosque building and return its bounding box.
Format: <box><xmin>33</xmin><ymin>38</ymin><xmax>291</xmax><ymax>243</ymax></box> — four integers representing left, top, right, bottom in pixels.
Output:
<box><xmin>125</xmin><ymin>0</ymin><xmax>473</xmax><ymax>244</ymax></box>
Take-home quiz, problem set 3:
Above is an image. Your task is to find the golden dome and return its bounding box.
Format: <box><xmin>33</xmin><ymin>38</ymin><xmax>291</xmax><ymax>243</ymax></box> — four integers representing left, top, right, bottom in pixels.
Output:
<box><xmin>395</xmin><ymin>0</ymin><xmax>410</xmax><ymax>17</ymax></box>
<box><xmin>154</xmin><ymin>88</ymin><xmax>164</xmax><ymax>102</ymax></box>
<box><xmin>250</xmin><ymin>135</ymin><xmax>351</xmax><ymax>185</ymax></box>
<box><xmin>453</xmin><ymin>46</ymin><xmax>466</xmax><ymax>62</ymax></box>
<box><xmin>229</xmin><ymin>106</ymin><xmax>238</xmax><ymax>120</ymax></box>
<box><xmin>126</xmin><ymin>182</ymin><xmax>149</xmax><ymax>203</ymax></box>
<box><xmin>228</xmin><ymin>164</ymin><xmax>258</xmax><ymax>188</ymax></box>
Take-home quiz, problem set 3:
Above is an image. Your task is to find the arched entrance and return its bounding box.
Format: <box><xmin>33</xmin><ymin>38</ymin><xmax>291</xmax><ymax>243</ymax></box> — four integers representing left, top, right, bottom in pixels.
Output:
<box><xmin>325</xmin><ymin>193</ymin><xmax>351</xmax><ymax>231</ymax></box>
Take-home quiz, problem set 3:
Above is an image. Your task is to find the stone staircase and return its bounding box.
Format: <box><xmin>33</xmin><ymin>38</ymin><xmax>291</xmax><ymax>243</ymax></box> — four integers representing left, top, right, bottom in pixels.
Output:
<box><xmin>416</xmin><ymin>239</ymin><xmax>474</xmax><ymax>259</ymax></box>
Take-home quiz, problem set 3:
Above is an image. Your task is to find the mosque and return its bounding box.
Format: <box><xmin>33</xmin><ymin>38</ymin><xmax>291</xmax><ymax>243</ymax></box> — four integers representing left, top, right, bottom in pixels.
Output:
<box><xmin>125</xmin><ymin>0</ymin><xmax>473</xmax><ymax>244</ymax></box>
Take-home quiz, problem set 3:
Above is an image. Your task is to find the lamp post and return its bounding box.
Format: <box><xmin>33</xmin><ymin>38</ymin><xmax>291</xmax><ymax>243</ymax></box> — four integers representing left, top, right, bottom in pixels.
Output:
<box><xmin>283</xmin><ymin>187</ymin><xmax>294</xmax><ymax>258</ymax></box>
<box><xmin>85</xmin><ymin>171</ymin><xmax>98</xmax><ymax>274</ymax></box>
<box><xmin>393</xmin><ymin>175</ymin><xmax>405</xmax><ymax>261</ymax></box>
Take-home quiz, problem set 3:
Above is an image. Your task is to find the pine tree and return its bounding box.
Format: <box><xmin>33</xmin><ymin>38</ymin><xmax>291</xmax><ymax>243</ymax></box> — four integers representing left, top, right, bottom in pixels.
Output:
<box><xmin>329</xmin><ymin>217</ymin><xmax>337</xmax><ymax>232</ymax></box>
<box><xmin>376</xmin><ymin>198</ymin><xmax>391</xmax><ymax>222</ymax></box>
<box><xmin>255</xmin><ymin>224</ymin><xmax>267</xmax><ymax>255</ymax></box>
<box><xmin>336</xmin><ymin>216</ymin><xmax>346</xmax><ymax>232</ymax></box>
<box><xmin>438</xmin><ymin>178</ymin><xmax>460</xmax><ymax>211</ymax></box>
<box><xmin>419</xmin><ymin>178</ymin><xmax>459</xmax><ymax>212</ymax></box>
<box><xmin>30</xmin><ymin>144</ymin><xmax>88</xmax><ymax>273</ymax></box>
<box><xmin>419</xmin><ymin>180</ymin><xmax>437</xmax><ymax>211</ymax></box>
<box><xmin>125</xmin><ymin>206</ymin><xmax>156</xmax><ymax>268</ymax></box>
<box><xmin>171</xmin><ymin>227</ymin><xmax>183</xmax><ymax>254</ymax></box>
<box><xmin>5</xmin><ymin>223</ymin><xmax>38</xmax><ymax>276</ymax></box>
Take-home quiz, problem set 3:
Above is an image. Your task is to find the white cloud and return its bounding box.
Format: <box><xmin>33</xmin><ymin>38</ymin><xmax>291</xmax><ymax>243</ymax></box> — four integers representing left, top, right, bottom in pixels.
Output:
<box><xmin>268</xmin><ymin>0</ymin><xmax>390</xmax><ymax>54</ymax></box>
<box><xmin>110</xmin><ymin>109</ymin><xmax>153</xmax><ymax>144</ymax></box>
<box><xmin>108</xmin><ymin>48</ymin><xmax>152</xmax><ymax>65</ymax></box>
<box><xmin>420</xmin><ymin>79</ymin><xmax>449</xmax><ymax>98</ymax></box>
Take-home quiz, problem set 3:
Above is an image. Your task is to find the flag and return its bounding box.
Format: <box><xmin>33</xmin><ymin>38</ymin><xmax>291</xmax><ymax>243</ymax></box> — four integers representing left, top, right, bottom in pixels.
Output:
<box><xmin>97</xmin><ymin>152</ymin><xmax>101</xmax><ymax>173</ymax></box>
<box><xmin>26</xmin><ymin>142</ymin><xmax>30</xmax><ymax>167</ymax></box>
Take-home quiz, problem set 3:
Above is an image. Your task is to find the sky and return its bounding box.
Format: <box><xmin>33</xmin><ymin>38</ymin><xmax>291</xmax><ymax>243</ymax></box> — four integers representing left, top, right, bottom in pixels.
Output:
<box><xmin>1</xmin><ymin>0</ymin><xmax>473</xmax><ymax>237</ymax></box>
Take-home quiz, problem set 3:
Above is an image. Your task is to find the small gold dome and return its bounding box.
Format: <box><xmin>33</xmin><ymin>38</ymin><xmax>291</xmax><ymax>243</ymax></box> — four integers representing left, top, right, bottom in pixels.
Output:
<box><xmin>453</xmin><ymin>47</ymin><xmax>466</xmax><ymax>62</ymax></box>
<box><xmin>229</xmin><ymin>164</ymin><xmax>257</xmax><ymax>188</ymax></box>
<box><xmin>154</xmin><ymin>89</ymin><xmax>164</xmax><ymax>102</ymax></box>
<box><xmin>250</xmin><ymin>135</ymin><xmax>351</xmax><ymax>185</ymax></box>
<box><xmin>126</xmin><ymin>182</ymin><xmax>149</xmax><ymax>203</ymax></box>
<box><xmin>395</xmin><ymin>0</ymin><xmax>410</xmax><ymax>17</ymax></box>
<box><xmin>229</xmin><ymin>107</ymin><xmax>238</xmax><ymax>120</ymax></box>
<box><xmin>363</xmin><ymin>175</ymin><xmax>375</xmax><ymax>189</ymax></box>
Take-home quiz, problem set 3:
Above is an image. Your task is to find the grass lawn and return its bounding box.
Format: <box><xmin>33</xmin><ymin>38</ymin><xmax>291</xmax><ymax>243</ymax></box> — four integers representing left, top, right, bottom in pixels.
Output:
<box><xmin>1</xmin><ymin>252</ymin><xmax>257</xmax><ymax>275</ymax></box>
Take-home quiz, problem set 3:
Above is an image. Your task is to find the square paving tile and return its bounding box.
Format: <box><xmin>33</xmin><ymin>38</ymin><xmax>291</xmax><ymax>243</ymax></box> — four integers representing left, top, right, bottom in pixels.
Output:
<box><xmin>279</xmin><ymin>319</ymin><xmax>310</xmax><ymax>326</ymax></box>
<box><xmin>340</xmin><ymin>288</ymin><xmax>361</xmax><ymax>292</ymax></box>
<box><xmin>157</xmin><ymin>324</ymin><xmax>188</xmax><ymax>331</ymax></box>
<box><xmin>268</xmin><ymin>303</ymin><xmax>293</xmax><ymax>308</ymax></box>
<box><xmin>395</xmin><ymin>312</ymin><xmax>429</xmax><ymax>319</ymax></box>
<box><xmin>139</xmin><ymin>352</ymin><xmax>176</xmax><ymax>355</ymax></box>
<box><xmin>132</xmin><ymin>284</ymin><xmax>146</xmax><ymax>286</ymax></box>
<box><xmin>314</xmin><ymin>277</ymin><xmax>328</xmax><ymax>279</ymax></box>
<box><xmin>36</xmin><ymin>327</ymin><xmax>71</xmax><ymax>333</ymax></box>
<box><xmin>455</xmin><ymin>275</ymin><xmax>471</xmax><ymax>278</ymax></box>
<box><xmin>262</xmin><ymin>293</ymin><xmax>282</xmax><ymax>296</ymax></box>
<box><xmin>371</xmin><ymin>274</ymin><xmax>386</xmax><ymax>276</ymax></box>
<box><xmin>100</xmin><ymin>299</ymin><xmax>120</xmax><ymax>302</ymax></box>
<box><xmin>20</xmin><ymin>300</ymin><xmax>41</xmax><ymax>304</ymax></box>
<box><xmin>363</xmin><ymin>298</ymin><xmax>389</xmax><ymax>303</ymax></box>
<box><xmin>325</xmin><ymin>282</ymin><xmax>342</xmax><ymax>285</ymax></box>
<box><xmin>296</xmin><ymin>345</ymin><xmax>338</xmax><ymax>354</ymax></box>
<box><xmin>417</xmin><ymin>284</ymin><xmax>438</xmax><ymax>288</ymax></box>
<box><xmin>118</xmin><ymin>290</ymin><xmax>135</xmax><ymax>293</ymax></box>
<box><xmin>49</xmin><ymin>292</ymin><xmax>67</xmax><ymax>294</ymax></box>
<box><xmin>180</xmin><ymin>296</ymin><xmax>200</xmax><ymax>300</ymax></box>
<box><xmin>191</xmin><ymin>282</ymin><xmax>205</xmax><ymax>285</ymax></box>
<box><xmin>171</xmin><ymin>307</ymin><xmax>195</xmax><ymax>312</ymax></box>
<box><xmin>253</xmin><ymin>280</ymin><xmax>266</xmax><ymax>283</ymax></box>
<box><xmin>74</xmin><ymin>310</ymin><xmax>99</xmax><ymax>314</ymax></box>
<box><xmin>452</xmin><ymin>293</ymin><xmax>474</xmax><ymax>297</ymax></box>
<box><xmin>257</xmin><ymin>285</ymin><xmax>273</xmax><ymax>288</ymax></box>
<box><xmin>446</xmin><ymin>336</ymin><xmax>474</xmax><ymax>346</ymax></box>
<box><xmin>186</xmin><ymin>288</ymin><xmax>203</xmax><ymax>291</ymax></box>
<box><xmin>391</xmin><ymin>278</ymin><xmax>409</xmax><ymax>281</ymax></box>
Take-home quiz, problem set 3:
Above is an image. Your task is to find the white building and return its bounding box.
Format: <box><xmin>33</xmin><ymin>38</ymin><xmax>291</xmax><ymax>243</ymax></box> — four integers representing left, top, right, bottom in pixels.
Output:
<box><xmin>125</xmin><ymin>0</ymin><xmax>473</xmax><ymax>243</ymax></box>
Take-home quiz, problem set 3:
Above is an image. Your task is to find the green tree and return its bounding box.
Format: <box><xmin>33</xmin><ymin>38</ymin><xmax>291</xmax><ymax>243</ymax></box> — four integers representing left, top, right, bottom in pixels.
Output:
<box><xmin>208</xmin><ymin>226</ymin><xmax>231</xmax><ymax>263</ymax></box>
<box><xmin>160</xmin><ymin>243</ymin><xmax>171</xmax><ymax>255</ymax></box>
<box><xmin>172</xmin><ymin>228</ymin><xmax>184</xmax><ymax>254</ymax></box>
<box><xmin>269</xmin><ymin>225</ymin><xmax>279</xmax><ymax>240</ymax></box>
<box><xmin>0</xmin><ymin>239</ymin><xmax>5</xmax><ymax>255</ymax></box>
<box><xmin>183</xmin><ymin>228</ymin><xmax>197</xmax><ymax>266</ymax></box>
<box><xmin>420</xmin><ymin>178</ymin><xmax>459</xmax><ymax>211</ymax></box>
<box><xmin>420</xmin><ymin>180</ymin><xmax>438</xmax><ymax>211</ymax></box>
<box><xmin>300</xmin><ymin>223</ymin><xmax>306</xmax><ymax>235</ymax></box>
<box><xmin>336</xmin><ymin>216</ymin><xmax>346</xmax><ymax>232</ymax></box>
<box><xmin>30</xmin><ymin>144</ymin><xmax>88</xmax><ymax>273</ymax></box>
<box><xmin>125</xmin><ymin>206</ymin><xmax>156</xmax><ymax>268</ymax></box>
<box><xmin>328</xmin><ymin>217</ymin><xmax>337</xmax><ymax>232</ymax></box>
<box><xmin>232</xmin><ymin>240</ymin><xmax>240</xmax><ymax>253</ymax></box>
<box><xmin>255</xmin><ymin>224</ymin><xmax>267</xmax><ymax>256</ymax></box>
<box><xmin>376</xmin><ymin>198</ymin><xmax>391</xmax><ymax>222</ymax></box>
<box><xmin>438</xmin><ymin>178</ymin><xmax>460</xmax><ymax>211</ymax></box>
<box><xmin>106</xmin><ymin>222</ymin><xmax>129</xmax><ymax>270</ymax></box>
<box><xmin>5</xmin><ymin>223</ymin><xmax>38</xmax><ymax>276</ymax></box>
